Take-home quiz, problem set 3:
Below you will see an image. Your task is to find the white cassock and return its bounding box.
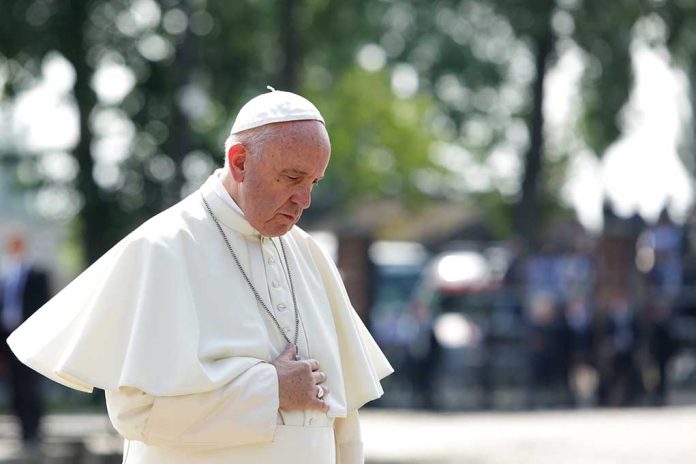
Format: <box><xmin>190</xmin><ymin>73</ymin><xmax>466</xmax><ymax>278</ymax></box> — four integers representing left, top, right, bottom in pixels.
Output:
<box><xmin>7</xmin><ymin>171</ymin><xmax>393</xmax><ymax>464</ymax></box>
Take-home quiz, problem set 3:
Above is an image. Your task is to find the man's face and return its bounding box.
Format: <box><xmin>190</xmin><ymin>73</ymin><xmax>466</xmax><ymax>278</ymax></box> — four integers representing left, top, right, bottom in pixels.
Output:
<box><xmin>6</xmin><ymin>234</ymin><xmax>26</xmax><ymax>258</ymax></box>
<box><xmin>232</xmin><ymin>121</ymin><xmax>331</xmax><ymax>237</ymax></box>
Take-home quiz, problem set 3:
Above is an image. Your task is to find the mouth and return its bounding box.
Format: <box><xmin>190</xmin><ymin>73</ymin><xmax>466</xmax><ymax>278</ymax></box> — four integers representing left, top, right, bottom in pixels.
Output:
<box><xmin>278</xmin><ymin>212</ymin><xmax>298</xmax><ymax>222</ymax></box>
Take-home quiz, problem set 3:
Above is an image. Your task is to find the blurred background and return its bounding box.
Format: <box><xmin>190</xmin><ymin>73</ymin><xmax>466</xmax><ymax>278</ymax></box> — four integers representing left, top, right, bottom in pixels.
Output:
<box><xmin>1</xmin><ymin>0</ymin><xmax>696</xmax><ymax>462</ymax></box>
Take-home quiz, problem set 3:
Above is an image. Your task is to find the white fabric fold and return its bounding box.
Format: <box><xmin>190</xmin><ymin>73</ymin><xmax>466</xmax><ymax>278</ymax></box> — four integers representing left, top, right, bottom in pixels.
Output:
<box><xmin>7</xmin><ymin>173</ymin><xmax>392</xmax><ymax>415</ymax></box>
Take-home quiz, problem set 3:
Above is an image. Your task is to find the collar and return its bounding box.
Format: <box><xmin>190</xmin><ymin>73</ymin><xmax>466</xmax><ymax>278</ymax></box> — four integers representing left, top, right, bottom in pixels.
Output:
<box><xmin>211</xmin><ymin>169</ymin><xmax>244</xmax><ymax>215</ymax></box>
<box><xmin>199</xmin><ymin>170</ymin><xmax>261</xmax><ymax>237</ymax></box>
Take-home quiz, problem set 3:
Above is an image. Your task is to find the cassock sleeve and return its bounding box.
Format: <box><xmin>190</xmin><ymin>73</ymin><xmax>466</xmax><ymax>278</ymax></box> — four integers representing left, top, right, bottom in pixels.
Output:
<box><xmin>105</xmin><ymin>362</ymin><xmax>279</xmax><ymax>450</ymax></box>
<box><xmin>335</xmin><ymin>410</ymin><xmax>364</xmax><ymax>464</ymax></box>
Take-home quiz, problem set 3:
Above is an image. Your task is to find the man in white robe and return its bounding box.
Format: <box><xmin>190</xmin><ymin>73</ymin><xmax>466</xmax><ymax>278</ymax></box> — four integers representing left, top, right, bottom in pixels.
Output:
<box><xmin>7</xmin><ymin>90</ymin><xmax>393</xmax><ymax>463</ymax></box>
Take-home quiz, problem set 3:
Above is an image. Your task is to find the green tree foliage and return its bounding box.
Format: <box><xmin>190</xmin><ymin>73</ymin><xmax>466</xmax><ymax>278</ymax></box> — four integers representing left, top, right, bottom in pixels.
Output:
<box><xmin>0</xmin><ymin>0</ymin><xmax>442</xmax><ymax>264</ymax></box>
<box><xmin>390</xmin><ymin>0</ymin><xmax>693</xmax><ymax>244</ymax></box>
<box><xmin>572</xmin><ymin>0</ymin><xmax>643</xmax><ymax>157</ymax></box>
<box><xmin>3</xmin><ymin>0</ymin><xmax>694</xmax><ymax>264</ymax></box>
<box><xmin>379</xmin><ymin>0</ymin><xmax>560</xmax><ymax>243</ymax></box>
<box><xmin>306</xmin><ymin>68</ymin><xmax>438</xmax><ymax>218</ymax></box>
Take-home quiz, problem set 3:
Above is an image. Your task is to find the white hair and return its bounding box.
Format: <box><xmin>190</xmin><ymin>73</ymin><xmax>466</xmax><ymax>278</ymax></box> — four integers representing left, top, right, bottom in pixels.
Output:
<box><xmin>223</xmin><ymin>124</ymin><xmax>281</xmax><ymax>166</ymax></box>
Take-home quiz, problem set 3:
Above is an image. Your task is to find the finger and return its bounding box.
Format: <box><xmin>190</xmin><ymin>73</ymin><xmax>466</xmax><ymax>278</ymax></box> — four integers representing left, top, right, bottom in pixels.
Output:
<box><xmin>312</xmin><ymin>396</ymin><xmax>330</xmax><ymax>413</ymax></box>
<box><xmin>312</xmin><ymin>370</ymin><xmax>327</xmax><ymax>384</ymax></box>
<box><xmin>304</xmin><ymin>358</ymin><xmax>320</xmax><ymax>371</ymax></box>
<box><xmin>313</xmin><ymin>384</ymin><xmax>329</xmax><ymax>399</ymax></box>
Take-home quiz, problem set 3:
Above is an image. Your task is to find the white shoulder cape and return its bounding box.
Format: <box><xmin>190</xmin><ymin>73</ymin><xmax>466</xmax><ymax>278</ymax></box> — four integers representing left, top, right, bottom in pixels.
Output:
<box><xmin>7</xmin><ymin>177</ymin><xmax>392</xmax><ymax>414</ymax></box>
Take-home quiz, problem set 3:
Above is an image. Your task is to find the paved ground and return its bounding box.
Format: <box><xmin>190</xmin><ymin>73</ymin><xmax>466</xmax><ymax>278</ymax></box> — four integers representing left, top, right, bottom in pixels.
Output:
<box><xmin>0</xmin><ymin>415</ymin><xmax>121</xmax><ymax>463</ymax></box>
<box><xmin>0</xmin><ymin>406</ymin><xmax>693</xmax><ymax>463</ymax></box>
<box><xmin>361</xmin><ymin>406</ymin><xmax>696</xmax><ymax>464</ymax></box>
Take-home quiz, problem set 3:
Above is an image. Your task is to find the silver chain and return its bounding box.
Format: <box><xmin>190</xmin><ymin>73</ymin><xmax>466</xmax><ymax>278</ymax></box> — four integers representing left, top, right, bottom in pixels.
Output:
<box><xmin>200</xmin><ymin>194</ymin><xmax>300</xmax><ymax>348</ymax></box>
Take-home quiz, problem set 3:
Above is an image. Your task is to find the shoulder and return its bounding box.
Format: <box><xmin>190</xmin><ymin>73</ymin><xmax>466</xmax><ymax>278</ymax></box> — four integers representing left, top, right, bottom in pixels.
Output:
<box><xmin>127</xmin><ymin>192</ymin><xmax>205</xmax><ymax>251</ymax></box>
<box><xmin>89</xmin><ymin>191</ymin><xmax>216</xmax><ymax>273</ymax></box>
<box><xmin>286</xmin><ymin>226</ymin><xmax>344</xmax><ymax>283</ymax></box>
<box><xmin>287</xmin><ymin>226</ymin><xmax>331</xmax><ymax>263</ymax></box>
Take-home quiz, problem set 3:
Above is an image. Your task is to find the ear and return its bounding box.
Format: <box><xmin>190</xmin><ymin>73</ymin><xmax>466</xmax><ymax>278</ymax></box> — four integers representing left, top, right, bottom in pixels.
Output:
<box><xmin>227</xmin><ymin>143</ymin><xmax>248</xmax><ymax>182</ymax></box>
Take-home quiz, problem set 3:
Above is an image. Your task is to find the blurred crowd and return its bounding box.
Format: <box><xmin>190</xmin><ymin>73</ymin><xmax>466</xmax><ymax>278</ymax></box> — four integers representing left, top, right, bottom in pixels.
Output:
<box><xmin>518</xmin><ymin>210</ymin><xmax>689</xmax><ymax>409</ymax></box>
<box><xmin>371</xmin><ymin>208</ymin><xmax>696</xmax><ymax>410</ymax></box>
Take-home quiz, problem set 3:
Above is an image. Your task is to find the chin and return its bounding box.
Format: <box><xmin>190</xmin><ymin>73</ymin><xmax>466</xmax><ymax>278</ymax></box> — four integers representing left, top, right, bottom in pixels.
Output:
<box><xmin>261</xmin><ymin>224</ymin><xmax>294</xmax><ymax>238</ymax></box>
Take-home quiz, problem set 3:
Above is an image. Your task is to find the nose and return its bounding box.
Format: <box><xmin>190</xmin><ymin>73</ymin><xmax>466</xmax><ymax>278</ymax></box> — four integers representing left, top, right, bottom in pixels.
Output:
<box><xmin>291</xmin><ymin>185</ymin><xmax>312</xmax><ymax>209</ymax></box>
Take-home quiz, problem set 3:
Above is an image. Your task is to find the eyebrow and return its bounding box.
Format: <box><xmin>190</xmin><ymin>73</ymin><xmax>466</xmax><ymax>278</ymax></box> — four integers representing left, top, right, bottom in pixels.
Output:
<box><xmin>282</xmin><ymin>168</ymin><xmax>324</xmax><ymax>181</ymax></box>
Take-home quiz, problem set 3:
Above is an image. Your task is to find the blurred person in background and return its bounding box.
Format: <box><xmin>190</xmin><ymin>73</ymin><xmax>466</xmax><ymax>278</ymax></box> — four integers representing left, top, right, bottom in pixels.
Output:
<box><xmin>525</xmin><ymin>244</ymin><xmax>563</xmax><ymax>298</ymax></box>
<box><xmin>524</xmin><ymin>292</ymin><xmax>572</xmax><ymax>409</ymax></box>
<box><xmin>405</xmin><ymin>295</ymin><xmax>441</xmax><ymax>409</ymax></box>
<box><xmin>501</xmin><ymin>237</ymin><xmax>527</xmax><ymax>319</ymax></box>
<box><xmin>0</xmin><ymin>232</ymin><xmax>50</xmax><ymax>448</ymax></box>
<box><xmin>596</xmin><ymin>291</ymin><xmax>642</xmax><ymax>407</ymax></box>
<box><xmin>564</xmin><ymin>295</ymin><xmax>597</xmax><ymax>407</ymax></box>
<box><xmin>644</xmin><ymin>211</ymin><xmax>684</xmax><ymax>299</ymax></box>
<box><xmin>645</xmin><ymin>296</ymin><xmax>677</xmax><ymax>406</ymax></box>
<box><xmin>6</xmin><ymin>90</ymin><xmax>392</xmax><ymax>464</ymax></box>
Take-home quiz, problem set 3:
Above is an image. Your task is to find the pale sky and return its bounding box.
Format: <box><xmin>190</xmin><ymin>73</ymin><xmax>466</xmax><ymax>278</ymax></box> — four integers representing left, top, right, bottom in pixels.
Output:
<box><xmin>548</xmin><ymin>38</ymin><xmax>693</xmax><ymax>231</ymax></box>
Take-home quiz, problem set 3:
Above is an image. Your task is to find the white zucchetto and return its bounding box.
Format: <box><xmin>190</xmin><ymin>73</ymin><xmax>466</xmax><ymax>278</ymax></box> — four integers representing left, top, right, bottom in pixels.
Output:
<box><xmin>229</xmin><ymin>87</ymin><xmax>325</xmax><ymax>135</ymax></box>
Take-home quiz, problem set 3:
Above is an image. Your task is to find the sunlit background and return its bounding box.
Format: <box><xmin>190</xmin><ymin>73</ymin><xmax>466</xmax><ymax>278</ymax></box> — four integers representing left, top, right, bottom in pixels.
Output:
<box><xmin>2</xmin><ymin>0</ymin><xmax>696</xmax><ymax>462</ymax></box>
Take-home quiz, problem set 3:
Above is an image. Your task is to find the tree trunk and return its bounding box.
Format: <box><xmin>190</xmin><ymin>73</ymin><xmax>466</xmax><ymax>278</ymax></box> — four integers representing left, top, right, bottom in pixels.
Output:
<box><xmin>165</xmin><ymin>0</ymin><xmax>197</xmax><ymax>206</ymax></box>
<box><xmin>59</xmin><ymin>0</ymin><xmax>108</xmax><ymax>265</ymax></box>
<box><xmin>514</xmin><ymin>22</ymin><xmax>554</xmax><ymax>250</ymax></box>
<box><xmin>279</xmin><ymin>0</ymin><xmax>299</xmax><ymax>91</ymax></box>
<box><xmin>688</xmin><ymin>64</ymin><xmax>696</xmax><ymax>178</ymax></box>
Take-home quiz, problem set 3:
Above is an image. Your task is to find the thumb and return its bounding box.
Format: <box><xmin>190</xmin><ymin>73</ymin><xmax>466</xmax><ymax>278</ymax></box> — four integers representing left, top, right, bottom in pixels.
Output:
<box><xmin>279</xmin><ymin>343</ymin><xmax>297</xmax><ymax>360</ymax></box>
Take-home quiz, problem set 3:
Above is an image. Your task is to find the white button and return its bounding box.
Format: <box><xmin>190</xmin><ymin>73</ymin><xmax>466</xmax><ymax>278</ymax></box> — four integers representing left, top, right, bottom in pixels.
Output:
<box><xmin>282</xmin><ymin>326</ymin><xmax>290</xmax><ymax>334</ymax></box>
<box><xmin>277</xmin><ymin>303</ymin><xmax>287</xmax><ymax>312</ymax></box>
<box><xmin>268</xmin><ymin>256</ymin><xmax>276</xmax><ymax>265</ymax></box>
<box><xmin>272</xmin><ymin>281</ymin><xmax>280</xmax><ymax>288</ymax></box>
